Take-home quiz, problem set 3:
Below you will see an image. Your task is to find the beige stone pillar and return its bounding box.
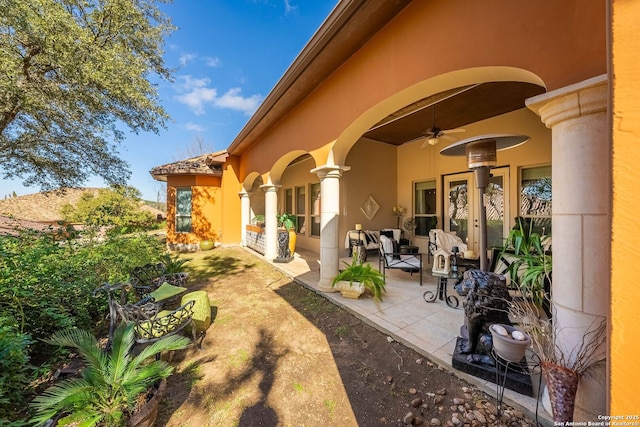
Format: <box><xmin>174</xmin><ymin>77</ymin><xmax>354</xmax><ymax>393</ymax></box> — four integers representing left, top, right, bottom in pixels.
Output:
<box><xmin>526</xmin><ymin>74</ymin><xmax>609</xmax><ymax>420</ymax></box>
<box><xmin>261</xmin><ymin>184</ymin><xmax>279</xmax><ymax>261</ymax></box>
<box><xmin>239</xmin><ymin>190</ymin><xmax>251</xmax><ymax>246</ymax></box>
<box><xmin>311</xmin><ymin>164</ymin><xmax>350</xmax><ymax>292</ymax></box>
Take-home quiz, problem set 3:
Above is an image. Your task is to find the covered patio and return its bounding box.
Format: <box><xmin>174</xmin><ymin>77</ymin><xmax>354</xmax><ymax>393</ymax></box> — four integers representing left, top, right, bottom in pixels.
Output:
<box><xmin>264</xmin><ymin>246</ymin><xmax>551</xmax><ymax>424</ymax></box>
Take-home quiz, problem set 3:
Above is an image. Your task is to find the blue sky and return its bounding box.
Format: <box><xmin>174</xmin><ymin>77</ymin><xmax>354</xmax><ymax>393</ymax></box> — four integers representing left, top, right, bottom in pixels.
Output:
<box><xmin>2</xmin><ymin>0</ymin><xmax>338</xmax><ymax>201</ymax></box>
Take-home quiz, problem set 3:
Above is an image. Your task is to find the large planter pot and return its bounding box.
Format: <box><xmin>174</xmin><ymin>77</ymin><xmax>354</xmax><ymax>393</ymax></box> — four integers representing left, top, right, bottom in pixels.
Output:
<box><xmin>334</xmin><ymin>280</ymin><xmax>365</xmax><ymax>299</ymax></box>
<box><xmin>199</xmin><ymin>239</ymin><xmax>214</xmax><ymax>251</ymax></box>
<box><xmin>288</xmin><ymin>229</ymin><xmax>297</xmax><ymax>256</ymax></box>
<box><xmin>490</xmin><ymin>324</ymin><xmax>531</xmax><ymax>363</ymax></box>
<box><xmin>127</xmin><ymin>378</ymin><xmax>167</xmax><ymax>427</ymax></box>
<box><xmin>541</xmin><ymin>361</ymin><xmax>580</xmax><ymax>422</ymax></box>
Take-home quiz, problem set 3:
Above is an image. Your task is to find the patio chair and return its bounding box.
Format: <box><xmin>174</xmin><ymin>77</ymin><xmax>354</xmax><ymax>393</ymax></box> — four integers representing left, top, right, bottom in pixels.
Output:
<box><xmin>428</xmin><ymin>229</ymin><xmax>468</xmax><ymax>262</ymax></box>
<box><xmin>93</xmin><ymin>282</ymin><xmax>197</xmax><ymax>351</ymax></box>
<box><xmin>129</xmin><ymin>263</ymin><xmax>167</xmax><ymax>301</ymax></box>
<box><xmin>378</xmin><ymin>235</ymin><xmax>423</xmax><ymax>286</ymax></box>
<box><xmin>113</xmin><ymin>299</ymin><xmax>198</xmax><ymax>347</ymax></box>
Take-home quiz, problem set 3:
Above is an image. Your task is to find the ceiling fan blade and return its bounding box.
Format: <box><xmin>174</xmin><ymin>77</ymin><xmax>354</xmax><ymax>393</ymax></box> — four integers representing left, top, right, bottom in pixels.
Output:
<box><xmin>442</xmin><ymin>127</ymin><xmax>466</xmax><ymax>135</ymax></box>
<box><xmin>440</xmin><ymin>134</ymin><xmax>457</xmax><ymax>141</ymax></box>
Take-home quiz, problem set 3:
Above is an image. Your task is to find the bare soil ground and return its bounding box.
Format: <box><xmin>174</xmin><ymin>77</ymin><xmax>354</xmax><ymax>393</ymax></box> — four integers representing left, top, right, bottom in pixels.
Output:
<box><xmin>155</xmin><ymin>247</ymin><xmax>536</xmax><ymax>426</ymax></box>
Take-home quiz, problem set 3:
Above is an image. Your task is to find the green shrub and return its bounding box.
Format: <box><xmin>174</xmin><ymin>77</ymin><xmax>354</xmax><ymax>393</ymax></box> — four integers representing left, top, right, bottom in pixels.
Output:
<box><xmin>0</xmin><ymin>229</ymin><xmax>165</xmax><ymax>362</ymax></box>
<box><xmin>0</xmin><ymin>317</ymin><xmax>34</xmax><ymax>421</ymax></box>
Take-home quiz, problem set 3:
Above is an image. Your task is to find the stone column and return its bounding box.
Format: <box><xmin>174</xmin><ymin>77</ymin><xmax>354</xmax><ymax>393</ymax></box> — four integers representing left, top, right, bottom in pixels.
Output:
<box><xmin>526</xmin><ymin>75</ymin><xmax>609</xmax><ymax>420</ymax></box>
<box><xmin>261</xmin><ymin>184</ymin><xmax>279</xmax><ymax>261</ymax></box>
<box><xmin>239</xmin><ymin>190</ymin><xmax>251</xmax><ymax>246</ymax></box>
<box><xmin>311</xmin><ymin>164</ymin><xmax>350</xmax><ymax>292</ymax></box>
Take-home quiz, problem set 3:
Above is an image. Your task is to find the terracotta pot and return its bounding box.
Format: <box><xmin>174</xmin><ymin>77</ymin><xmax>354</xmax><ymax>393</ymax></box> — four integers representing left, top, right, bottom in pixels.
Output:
<box><xmin>127</xmin><ymin>378</ymin><xmax>167</xmax><ymax>427</ymax></box>
<box><xmin>541</xmin><ymin>361</ymin><xmax>579</xmax><ymax>422</ymax></box>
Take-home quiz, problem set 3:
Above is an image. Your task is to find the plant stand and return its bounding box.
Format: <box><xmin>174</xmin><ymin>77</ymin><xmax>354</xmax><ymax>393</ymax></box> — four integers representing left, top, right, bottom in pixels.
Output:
<box><xmin>493</xmin><ymin>350</ymin><xmax>544</xmax><ymax>424</ymax></box>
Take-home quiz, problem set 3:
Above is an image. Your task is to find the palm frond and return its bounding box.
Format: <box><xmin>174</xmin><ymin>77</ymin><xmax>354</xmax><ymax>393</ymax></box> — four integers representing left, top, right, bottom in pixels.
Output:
<box><xmin>108</xmin><ymin>323</ymin><xmax>136</xmax><ymax>385</ymax></box>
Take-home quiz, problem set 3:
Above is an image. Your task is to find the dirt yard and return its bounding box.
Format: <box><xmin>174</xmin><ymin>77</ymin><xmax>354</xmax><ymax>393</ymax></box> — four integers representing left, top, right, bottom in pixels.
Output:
<box><xmin>156</xmin><ymin>247</ymin><xmax>536</xmax><ymax>426</ymax></box>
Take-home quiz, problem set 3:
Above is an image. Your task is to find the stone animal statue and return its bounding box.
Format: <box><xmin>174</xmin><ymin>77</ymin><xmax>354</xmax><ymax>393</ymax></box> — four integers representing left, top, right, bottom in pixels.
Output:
<box><xmin>457</xmin><ymin>269</ymin><xmax>512</xmax><ymax>364</ymax></box>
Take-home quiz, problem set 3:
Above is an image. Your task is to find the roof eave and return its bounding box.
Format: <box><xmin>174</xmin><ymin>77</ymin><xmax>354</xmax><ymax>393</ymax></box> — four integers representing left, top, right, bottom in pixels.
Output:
<box><xmin>226</xmin><ymin>0</ymin><xmax>411</xmax><ymax>155</ymax></box>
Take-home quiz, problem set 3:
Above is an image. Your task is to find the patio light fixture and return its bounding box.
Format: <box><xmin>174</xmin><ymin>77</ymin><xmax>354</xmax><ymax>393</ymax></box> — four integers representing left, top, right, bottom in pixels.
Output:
<box><xmin>440</xmin><ymin>134</ymin><xmax>529</xmax><ymax>271</ymax></box>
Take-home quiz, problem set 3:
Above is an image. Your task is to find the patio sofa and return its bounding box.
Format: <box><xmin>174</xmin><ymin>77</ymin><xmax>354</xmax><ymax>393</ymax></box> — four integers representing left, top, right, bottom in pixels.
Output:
<box><xmin>344</xmin><ymin>228</ymin><xmax>402</xmax><ymax>255</ymax></box>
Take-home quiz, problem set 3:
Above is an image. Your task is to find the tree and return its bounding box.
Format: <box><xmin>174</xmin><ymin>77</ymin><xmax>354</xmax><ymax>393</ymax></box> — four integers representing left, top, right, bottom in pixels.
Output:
<box><xmin>0</xmin><ymin>0</ymin><xmax>174</xmax><ymax>191</ymax></box>
<box><xmin>173</xmin><ymin>134</ymin><xmax>214</xmax><ymax>161</ymax></box>
<box><xmin>61</xmin><ymin>185</ymin><xmax>155</xmax><ymax>229</ymax></box>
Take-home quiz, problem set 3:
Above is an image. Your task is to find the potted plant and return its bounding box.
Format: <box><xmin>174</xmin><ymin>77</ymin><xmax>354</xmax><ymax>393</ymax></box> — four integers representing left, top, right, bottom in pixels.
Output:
<box><xmin>251</xmin><ymin>214</ymin><xmax>265</xmax><ymax>228</ymax></box>
<box><xmin>500</xmin><ymin>218</ymin><xmax>552</xmax><ymax>315</ymax></box>
<box><xmin>506</xmin><ymin>296</ymin><xmax>606</xmax><ymax>423</ymax></box>
<box><xmin>30</xmin><ymin>323</ymin><xmax>190</xmax><ymax>427</ymax></box>
<box><xmin>277</xmin><ymin>213</ymin><xmax>297</xmax><ymax>256</ymax></box>
<box><xmin>331</xmin><ymin>258</ymin><xmax>386</xmax><ymax>300</ymax></box>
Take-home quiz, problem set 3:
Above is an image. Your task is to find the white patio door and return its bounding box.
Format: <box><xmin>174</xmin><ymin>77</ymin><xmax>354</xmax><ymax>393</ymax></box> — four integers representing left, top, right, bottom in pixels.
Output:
<box><xmin>444</xmin><ymin>167</ymin><xmax>509</xmax><ymax>254</ymax></box>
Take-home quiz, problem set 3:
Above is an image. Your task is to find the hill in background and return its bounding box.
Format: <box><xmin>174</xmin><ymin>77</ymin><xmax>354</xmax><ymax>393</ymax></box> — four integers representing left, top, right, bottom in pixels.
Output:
<box><xmin>0</xmin><ymin>188</ymin><xmax>166</xmax><ymax>222</ymax></box>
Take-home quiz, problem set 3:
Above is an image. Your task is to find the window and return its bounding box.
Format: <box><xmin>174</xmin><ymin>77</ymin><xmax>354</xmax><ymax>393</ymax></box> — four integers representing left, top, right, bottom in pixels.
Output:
<box><xmin>310</xmin><ymin>182</ymin><xmax>321</xmax><ymax>237</ymax></box>
<box><xmin>175</xmin><ymin>188</ymin><xmax>192</xmax><ymax>233</ymax></box>
<box><xmin>295</xmin><ymin>186</ymin><xmax>306</xmax><ymax>234</ymax></box>
<box><xmin>414</xmin><ymin>180</ymin><xmax>437</xmax><ymax>236</ymax></box>
<box><xmin>285</xmin><ymin>188</ymin><xmax>293</xmax><ymax>215</ymax></box>
<box><xmin>520</xmin><ymin>166</ymin><xmax>552</xmax><ymax>235</ymax></box>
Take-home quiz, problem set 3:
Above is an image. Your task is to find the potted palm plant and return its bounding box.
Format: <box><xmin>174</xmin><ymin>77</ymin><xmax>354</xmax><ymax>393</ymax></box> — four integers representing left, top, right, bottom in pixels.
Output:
<box><xmin>30</xmin><ymin>323</ymin><xmax>190</xmax><ymax>427</ymax></box>
<box><xmin>499</xmin><ymin>218</ymin><xmax>552</xmax><ymax>315</ymax></box>
<box><xmin>277</xmin><ymin>213</ymin><xmax>297</xmax><ymax>256</ymax></box>
<box><xmin>331</xmin><ymin>259</ymin><xmax>386</xmax><ymax>300</ymax></box>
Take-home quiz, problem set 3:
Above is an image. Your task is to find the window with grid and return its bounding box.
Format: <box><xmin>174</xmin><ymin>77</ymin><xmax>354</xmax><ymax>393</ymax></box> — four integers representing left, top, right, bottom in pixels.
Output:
<box><xmin>414</xmin><ymin>180</ymin><xmax>437</xmax><ymax>236</ymax></box>
<box><xmin>175</xmin><ymin>188</ymin><xmax>192</xmax><ymax>233</ymax></box>
<box><xmin>520</xmin><ymin>166</ymin><xmax>552</xmax><ymax>235</ymax></box>
<box><xmin>310</xmin><ymin>182</ymin><xmax>320</xmax><ymax>237</ymax></box>
<box><xmin>285</xmin><ymin>188</ymin><xmax>293</xmax><ymax>215</ymax></box>
<box><xmin>295</xmin><ymin>186</ymin><xmax>306</xmax><ymax>234</ymax></box>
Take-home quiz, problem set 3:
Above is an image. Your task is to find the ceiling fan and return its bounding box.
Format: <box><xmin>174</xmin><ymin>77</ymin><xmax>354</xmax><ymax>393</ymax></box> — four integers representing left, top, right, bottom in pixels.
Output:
<box><xmin>420</xmin><ymin>107</ymin><xmax>466</xmax><ymax>147</ymax></box>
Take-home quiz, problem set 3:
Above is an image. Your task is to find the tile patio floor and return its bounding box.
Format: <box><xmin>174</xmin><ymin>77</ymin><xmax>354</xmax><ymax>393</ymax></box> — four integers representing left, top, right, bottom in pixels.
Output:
<box><xmin>258</xmin><ymin>246</ymin><xmax>553</xmax><ymax>426</ymax></box>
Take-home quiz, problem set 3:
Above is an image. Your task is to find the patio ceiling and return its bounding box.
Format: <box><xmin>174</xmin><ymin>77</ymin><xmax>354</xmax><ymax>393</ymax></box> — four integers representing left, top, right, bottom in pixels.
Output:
<box><xmin>362</xmin><ymin>81</ymin><xmax>546</xmax><ymax>146</ymax></box>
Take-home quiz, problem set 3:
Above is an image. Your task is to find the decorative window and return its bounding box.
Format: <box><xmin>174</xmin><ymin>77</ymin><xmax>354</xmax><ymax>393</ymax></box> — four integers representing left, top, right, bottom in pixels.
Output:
<box><xmin>175</xmin><ymin>188</ymin><xmax>192</xmax><ymax>233</ymax></box>
<box><xmin>414</xmin><ymin>180</ymin><xmax>437</xmax><ymax>236</ymax></box>
<box><xmin>310</xmin><ymin>182</ymin><xmax>321</xmax><ymax>237</ymax></box>
<box><xmin>520</xmin><ymin>166</ymin><xmax>552</xmax><ymax>235</ymax></box>
<box><xmin>295</xmin><ymin>186</ymin><xmax>306</xmax><ymax>234</ymax></box>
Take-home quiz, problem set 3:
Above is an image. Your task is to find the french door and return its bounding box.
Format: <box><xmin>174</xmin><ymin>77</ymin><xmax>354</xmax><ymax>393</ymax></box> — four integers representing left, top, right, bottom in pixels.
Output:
<box><xmin>443</xmin><ymin>167</ymin><xmax>510</xmax><ymax>254</ymax></box>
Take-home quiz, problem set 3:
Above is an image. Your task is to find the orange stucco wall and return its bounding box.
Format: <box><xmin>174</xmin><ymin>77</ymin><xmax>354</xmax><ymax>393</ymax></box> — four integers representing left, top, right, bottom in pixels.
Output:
<box><xmin>610</xmin><ymin>0</ymin><xmax>640</xmax><ymax>413</ymax></box>
<box><xmin>220</xmin><ymin>156</ymin><xmax>242</xmax><ymax>245</ymax></box>
<box><xmin>166</xmin><ymin>175</ymin><xmax>222</xmax><ymax>245</ymax></box>
<box><xmin>237</xmin><ymin>0</ymin><xmax>605</xmax><ymax>179</ymax></box>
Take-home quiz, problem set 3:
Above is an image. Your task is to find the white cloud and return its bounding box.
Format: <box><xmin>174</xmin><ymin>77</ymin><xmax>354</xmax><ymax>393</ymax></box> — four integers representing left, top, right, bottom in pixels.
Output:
<box><xmin>174</xmin><ymin>76</ymin><xmax>217</xmax><ymax>115</ymax></box>
<box><xmin>185</xmin><ymin>122</ymin><xmax>205</xmax><ymax>132</ymax></box>
<box><xmin>179</xmin><ymin>53</ymin><xmax>197</xmax><ymax>67</ymax></box>
<box><xmin>204</xmin><ymin>56</ymin><xmax>221</xmax><ymax>67</ymax></box>
<box><xmin>174</xmin><ymin>76</ymin><xmax>262</xmax><ymax>116</ymax></box>
<box><xmin>284</xmin><ymin>0</ymin><xmax>298</xmax><ymax>14</ymax></box>
<box><xmin>214</xmin><ymin>88</ymin><xmax>262</xmax><ymax>115</ymax></box>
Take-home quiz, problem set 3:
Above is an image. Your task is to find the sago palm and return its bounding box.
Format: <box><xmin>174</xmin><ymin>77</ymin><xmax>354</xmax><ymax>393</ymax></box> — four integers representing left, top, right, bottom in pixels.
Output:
<box><xmin>30</xmin><ymin>323</ymin><xmax>190</xmax><ymax>426</ymax></box>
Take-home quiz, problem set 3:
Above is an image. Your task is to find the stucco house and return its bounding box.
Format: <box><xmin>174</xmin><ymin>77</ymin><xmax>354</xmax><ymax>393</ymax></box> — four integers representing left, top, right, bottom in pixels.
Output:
<box><xmin>151</xmin><ymin>0</ymin><xmax>640</xmax><ymax>417</ymax></box>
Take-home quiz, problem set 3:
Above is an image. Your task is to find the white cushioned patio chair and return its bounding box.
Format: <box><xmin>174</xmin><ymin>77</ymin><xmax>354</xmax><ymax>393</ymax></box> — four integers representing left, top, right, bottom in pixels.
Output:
<box><xmin>378</xmin><ymin>235</ymin><xmax>423</xmax><ymax>286</ymax></box>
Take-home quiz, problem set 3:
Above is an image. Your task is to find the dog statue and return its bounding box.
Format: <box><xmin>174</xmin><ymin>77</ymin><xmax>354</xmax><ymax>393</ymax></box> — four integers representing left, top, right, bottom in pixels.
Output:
<box><xmin>457</xmin><ymin>269</ymin><xmax>512</xmax><ymax>364</ymax></box>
